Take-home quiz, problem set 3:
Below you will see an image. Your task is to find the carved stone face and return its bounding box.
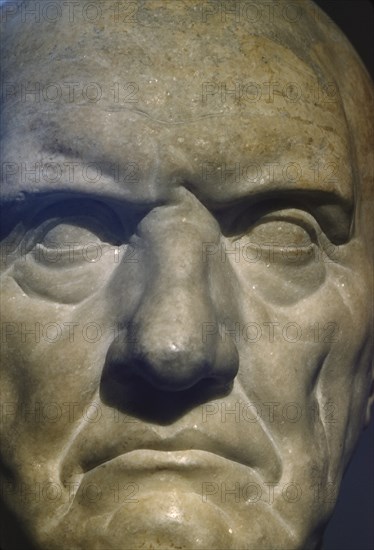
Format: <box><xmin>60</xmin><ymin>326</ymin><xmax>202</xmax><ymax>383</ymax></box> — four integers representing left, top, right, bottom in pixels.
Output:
<box><xmin>0</xmin><ymin>1</ymin><xmax>373</xmax><ymax>549</ymax></box>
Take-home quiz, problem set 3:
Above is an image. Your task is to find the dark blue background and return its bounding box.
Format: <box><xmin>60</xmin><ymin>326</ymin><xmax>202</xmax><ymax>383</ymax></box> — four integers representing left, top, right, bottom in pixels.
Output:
<box><xmin>312</xmin><ymin>3</ymin><xmax>373</xmax><ymax>549</ymax></box>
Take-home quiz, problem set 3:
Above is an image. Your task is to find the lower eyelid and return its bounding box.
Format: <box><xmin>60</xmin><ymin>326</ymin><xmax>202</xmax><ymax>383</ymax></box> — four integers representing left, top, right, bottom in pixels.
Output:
<box><xmin>231</xmin><ymin>239</ymin><xmax>317</xmax><ymax>268</ymax></box>
<box><xmin>241</xmin><ymin>240</ymin><xmax>315</xmax><ymax>254</ymax></box>
<box><xmin>31</xmin><ymin>243</ymin><xmax>127</xmax><ymax>265</ymax></box>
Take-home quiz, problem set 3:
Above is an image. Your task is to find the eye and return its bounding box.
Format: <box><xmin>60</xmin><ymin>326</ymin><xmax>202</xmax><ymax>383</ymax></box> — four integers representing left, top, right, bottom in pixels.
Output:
<box><xmin>24</xmin><ymin>199</ymin><xmax>125</xmax><ymax>247</ymax></box>
<box><xmin>9</xmin><ymin>199</ymin><xmax>133</xmax><ymax>304</ymax></box>
<box><xmin>244</xmin><ymin>214</ymin><xmax>315</xmax><ymax>260</ymax></box>
<box><xmin>38</xmin><ymin>219</ymin><xmax>118</xmax><ymax>247</ymax></box>
<box><xmin>31</xmin><ymin>219</ymin><xmax>124</xmax><ymax>266</ymax></box>
<box><xmin>229</xmin><ymin>208</ymin><xmax>320</xmax><ymax>265</ymax></box>
<box><xmin>17</xmin><ymin>198</ymin><xmax>131</xmax><ymax>265</ymax></box>
<box><xmin>223</xmin><ymin>209</ymin><xmax>327</xmax><ymax>305</ymax></box>
<box><xmin>245</xmin><ymin>217</ymin><xmax>313</xmax><ymax>247</ymax></box>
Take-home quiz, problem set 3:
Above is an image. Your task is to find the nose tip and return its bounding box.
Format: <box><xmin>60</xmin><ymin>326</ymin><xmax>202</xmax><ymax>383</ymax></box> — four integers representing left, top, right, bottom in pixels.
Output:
<box><xmin>124</xmin><ymin>280</ymin><xmax>240</xmax><ymax>390</ymax></box>
<box><xmin>131</xmin><ymin>338</ymin><xmax>215</xmax><ymax>391</ymax></box>
<box><xmin>129</xmin><ymin>335</ymin><xmax>239</xmax><ymax>392</ymax></box>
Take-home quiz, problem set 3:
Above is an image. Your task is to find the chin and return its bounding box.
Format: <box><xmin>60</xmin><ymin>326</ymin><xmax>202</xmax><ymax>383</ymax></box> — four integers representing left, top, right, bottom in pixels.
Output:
<box><xmin>34</xmin><ymin>489</ymin><xmax>323</xmax><ymax>550</ymax></box>
<box><xmin>34</xmin><ymin>490</ymin><xmax>237</xmax><ymax>550</ymax></box>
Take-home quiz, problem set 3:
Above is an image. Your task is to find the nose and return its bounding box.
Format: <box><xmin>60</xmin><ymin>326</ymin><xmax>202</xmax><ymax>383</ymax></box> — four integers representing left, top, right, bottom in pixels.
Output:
<box><xmin>108</xmin><ymin>199</ymin><xmax>239</xmax><ymax>391</ymax></box>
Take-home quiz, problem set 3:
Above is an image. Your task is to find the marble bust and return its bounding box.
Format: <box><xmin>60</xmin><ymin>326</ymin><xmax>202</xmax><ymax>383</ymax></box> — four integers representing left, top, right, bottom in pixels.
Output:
<box><xmin>0</xmin><ymin>1</ymin><xmax>373</xmax><ymax>549</ymax></box>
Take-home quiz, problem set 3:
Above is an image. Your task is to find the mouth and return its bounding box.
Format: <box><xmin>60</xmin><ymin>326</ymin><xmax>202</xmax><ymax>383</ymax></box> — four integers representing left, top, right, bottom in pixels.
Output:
<box><xmin>77</xmin><ymin>448</ymin><xmax>269</xmax><ymax>501</ymax></box>
<box><xmin>85</xmin><ymin>448</ymin><xmax>264</xmax><ymax>476</ymax></box>
<box><xmin>61</xmin><ymin>406</ymin><xmax>282</xmax><ymax>488</ymax></box>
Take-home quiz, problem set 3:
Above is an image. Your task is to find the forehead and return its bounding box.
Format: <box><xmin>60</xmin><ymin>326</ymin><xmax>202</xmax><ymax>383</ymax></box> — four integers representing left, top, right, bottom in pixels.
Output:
<box><xmin>1</xmin><ymin>5</ymin><xmax>353</xmax><ymax>207</ymax></box>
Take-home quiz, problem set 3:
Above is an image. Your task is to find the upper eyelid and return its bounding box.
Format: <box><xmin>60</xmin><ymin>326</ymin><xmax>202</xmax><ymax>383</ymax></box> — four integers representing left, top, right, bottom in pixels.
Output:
<box><xmin>214</xmin><ymin>190</ymin><xmax>351</xmax><ymax>245</ymax></box>
<box><xmin>258</xmin><ymin>211</ymin><xmax>320</xmax><ymax>238</ymax></box>
<box><xmin>20</xmin><ymin>201</ymin><xmax>129</xmax><ymax>248</ymax></box>
<box><xmin>37</xmin><ymin>219</ymin><xmax>111</xmax><ymax>239</ymax></box>
<box><xmin>29</xmin><ymin>198</ymin><xmax>123</xmax><ymax>227</ymax></box>
<box><xmin>230</xmin><ymin>207</ymin><xmax>322</xmax><ymax>242</ymax></box>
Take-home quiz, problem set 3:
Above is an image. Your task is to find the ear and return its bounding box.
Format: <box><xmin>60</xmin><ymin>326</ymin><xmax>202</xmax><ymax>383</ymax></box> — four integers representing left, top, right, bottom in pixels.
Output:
<box><xmin>364</xmin><ymin>360</ymin><xmax>374</xmax><ymax>427</ymax></box>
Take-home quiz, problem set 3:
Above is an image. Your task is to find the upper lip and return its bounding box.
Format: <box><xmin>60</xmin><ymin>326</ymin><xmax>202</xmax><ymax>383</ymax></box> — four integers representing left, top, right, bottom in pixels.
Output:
<box><xmin>60</xmin><ymin>399</ymin><xmax>282</xmax><ymax>486</ymax></box>
<box><xmin>83</xmin><ymin>426</ymin><xmax>275</xmax><ymax>474</ymax></box>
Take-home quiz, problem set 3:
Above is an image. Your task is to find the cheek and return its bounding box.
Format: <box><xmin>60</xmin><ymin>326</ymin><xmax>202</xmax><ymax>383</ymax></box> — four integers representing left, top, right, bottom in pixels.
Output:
<box><xmin>11</xmin><ymin>245</ymin><xmax>122</xmax><ymax>305</ymax></box>
<box><xmin>228</xmin><ymin>241</ymin><xmax>327</xmax><ymax>307</ymax></box>
<box><xmin>231</xmin><ymin>257</ymin><xmax>371</xmax><ymax>447</ymax></box>
<box><xmin>313</xmin><ymin>279</ymin><xmax>373</xmax><ymax>479</ymax></box>
<box><xmin>225</xmin><ymin>271</ymin><xmax>370</xmax><ymax>543</ymax></box>
<box><xmin>232</xmin><ymin>244</ymin><xmax>370</xmax><ymax>384</ymax></box>
<box><xmin>231</xmin><ymin>276</ymin><xmax>333</xmax><ymax>406</ymax></box>
<box><xmin>0</xmin><ymin>277</ymin><xmax>114</xmax><ymax>443</ymax></box>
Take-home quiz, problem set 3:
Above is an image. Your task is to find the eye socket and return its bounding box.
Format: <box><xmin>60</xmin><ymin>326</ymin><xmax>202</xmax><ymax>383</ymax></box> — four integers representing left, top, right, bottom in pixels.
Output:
<box><xmin>232</xmin><ymin>209</ymin><xmax>318</xmax><ymax>245</ymax></box>
<box><xmin>38</xmin><ymin>219</ymin><xmax>118</xmax><ymax>248</ymax></box>
<box><xmin>29</xmin><ymin>219</ymin><xmax>126</xmax><ymax>267</ymax></box>
<box><xmin>228</xmin><ymin>208</ymin><xmax>325</xmax><ymax>267</ymax></box>
<box><xmin>31</xmin><ymin>217</ymin><xmax>120</xmax><ymax>260</ymax></box>
<box><xmin>223</xmin><ymin>208</ymin><xmax>328</xmax><ymax>305</ymax></box>
<box><xmin>22</xmin><ymin>199</ymin><xmax>128</xmax><ymax>254</ymax></box>
<box><xmin>10</xmin><ymin>200</ymin><xmax>131</xmax><ymax>303</ymax></box>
